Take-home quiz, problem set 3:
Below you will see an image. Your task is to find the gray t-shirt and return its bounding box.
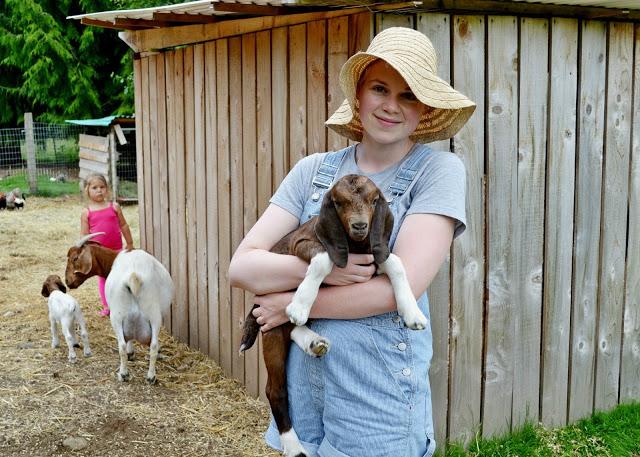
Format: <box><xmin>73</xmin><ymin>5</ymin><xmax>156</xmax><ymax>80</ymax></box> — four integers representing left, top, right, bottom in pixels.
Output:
<box><xmin>271</xmin><ymin>144</ymin><xmax>467</xmax><ymax>239</ymax></box>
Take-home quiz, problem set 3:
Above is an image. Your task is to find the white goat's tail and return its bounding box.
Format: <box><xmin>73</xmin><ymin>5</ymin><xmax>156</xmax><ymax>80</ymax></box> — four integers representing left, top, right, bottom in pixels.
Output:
<box><xmin>127</xmin><ymin>272</ymin><xmax>142</xmax><ymax>297</ymax></box>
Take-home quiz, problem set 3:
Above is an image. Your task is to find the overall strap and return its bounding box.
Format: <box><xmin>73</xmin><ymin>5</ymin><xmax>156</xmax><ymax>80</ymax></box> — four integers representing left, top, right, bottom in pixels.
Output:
<box><xmin>311</xmin><ymin>147</ymin><xmax>350</xmax><ymax>190</ymax></box>
<box><xmin>388</xmin><ymin>144</ymin><xmax>432</xmax><ymax>200</ymax></box>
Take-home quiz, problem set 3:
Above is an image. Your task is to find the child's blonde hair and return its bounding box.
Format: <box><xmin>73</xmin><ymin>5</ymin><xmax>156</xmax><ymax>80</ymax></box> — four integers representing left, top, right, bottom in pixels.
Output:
<box><xmin>83</xmin><ymin>174</ymin><xmax>112</xmax><ymax>201</ymax></box>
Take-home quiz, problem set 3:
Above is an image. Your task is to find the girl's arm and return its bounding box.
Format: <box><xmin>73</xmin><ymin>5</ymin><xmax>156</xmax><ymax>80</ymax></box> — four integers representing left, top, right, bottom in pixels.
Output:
<box><xmin>229</xmin><ymin>204</ymin><xmax>377</xmax><ymax>295</ymax></box>
<box><xmin>114</xmin><ymin>203</ymin><xmax>134</xmax><ymax>250</ymax></box>
<box><xmin>253</xmin><ymin>212</ymin><xmax>455</xmax><ymax>330</ymax></box>
<box><xmin>80</xmin><ymin>208</ymin><xmax>89</xmax><ymax>235</ymax></box>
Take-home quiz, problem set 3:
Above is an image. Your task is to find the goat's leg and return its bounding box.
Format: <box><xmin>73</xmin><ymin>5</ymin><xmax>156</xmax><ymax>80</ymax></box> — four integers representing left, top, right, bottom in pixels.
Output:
<box><xmin>145</xmin><ymin>319</ymin><xmax>161</xmax><ymax>384</ymax></box>
<box><xmin>112</xmin><ymin>320</ymin><xmax>130</xmax><ymax>381</ymax></box>
<box><xmin>75</xmin><ymin>312</ymin><xmax>92</xmax><ymax>357</ymax></box>
<box><xmin>49</xmin><ymin>317</ymin><xmax>59</xmax><ymax>349</ymax></box>
<box><xmin>378</xmin><ymin>253</ymin><xmax>428</xmax><ymax>330</ymax></box>
<box><xmin>286</xmin><ymin>252</ymin><xmax>333</xmax><ymax>326</ymax></box>
<box><xmin>262</xmin><ymin>327</ymin><xmax>308</xmax><ymax>457</ymax></box>
<box><xmin>290</xmin><ymin>325</ymin><xmax>330</xmax><ymax>358</ymax></box>
<box><xmin>126</xmin><ymin>340</ymin><xmax>135</xmax><ymax>361</ymax></box>
<box><xmin>60</xmin><ymin>316</ymin><xmax>78</xmax><ymax>363</ymax></box>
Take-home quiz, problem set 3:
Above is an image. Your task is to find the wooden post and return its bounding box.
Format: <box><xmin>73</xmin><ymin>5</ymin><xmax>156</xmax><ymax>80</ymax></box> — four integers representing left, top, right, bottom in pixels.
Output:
<box><xmin>24</xmin><ymin>113</ymin><xmax>37</xmax><ymax>193</ymax></box>
<box><xmin>109</xmin><ymin>129</ymin><xmax>118</xmax><ymax>200</ymax></box>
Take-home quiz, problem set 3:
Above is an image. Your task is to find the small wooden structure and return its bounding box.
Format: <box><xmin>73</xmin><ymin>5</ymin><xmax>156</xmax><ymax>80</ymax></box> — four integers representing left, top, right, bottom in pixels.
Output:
<box><xmin>70</xmin><ymin>0</ymin><xmax>640</xmax><ymax>448</ymax></box>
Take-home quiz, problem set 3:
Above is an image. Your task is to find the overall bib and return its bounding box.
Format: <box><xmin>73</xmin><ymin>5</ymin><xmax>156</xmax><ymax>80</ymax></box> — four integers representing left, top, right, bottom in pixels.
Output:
<box><xmin>266</xmin><ymin>145</ymin><xmax>436</xmax><ymax>457</ymax></box>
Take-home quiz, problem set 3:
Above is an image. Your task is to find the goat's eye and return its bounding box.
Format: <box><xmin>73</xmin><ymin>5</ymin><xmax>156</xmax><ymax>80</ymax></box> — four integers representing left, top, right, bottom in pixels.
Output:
<box><xmin>371</xmin><ymin>198</ymin><xmax>378</xmax><ymax>206</ymax></box>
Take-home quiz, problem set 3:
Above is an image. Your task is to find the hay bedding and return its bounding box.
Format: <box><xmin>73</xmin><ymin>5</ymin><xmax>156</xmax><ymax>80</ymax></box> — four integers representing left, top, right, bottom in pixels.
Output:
<box><xmin>0</xmin><ymin>196</ymin><xmax>279</xmax><ymax>457</ymax></box>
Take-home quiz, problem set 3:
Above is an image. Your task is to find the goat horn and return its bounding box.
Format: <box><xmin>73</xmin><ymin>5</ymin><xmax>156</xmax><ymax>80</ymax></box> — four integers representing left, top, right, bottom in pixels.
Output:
<box><xmin>75</xmin><ymin>232</ymin><xmax>105</xmax><ymax>248</ymax></box>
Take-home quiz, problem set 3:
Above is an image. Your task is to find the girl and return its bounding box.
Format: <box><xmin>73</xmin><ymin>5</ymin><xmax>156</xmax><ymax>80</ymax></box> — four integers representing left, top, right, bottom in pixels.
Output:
<box><xmin>80</xmin><ymin>173</ymin><xmax>134</xmax><ymax>316</ymax></box>
<box><xmin>229</xmin><ymin>27</ymin><xmax>475</xmax><ymax>457</ymax></box>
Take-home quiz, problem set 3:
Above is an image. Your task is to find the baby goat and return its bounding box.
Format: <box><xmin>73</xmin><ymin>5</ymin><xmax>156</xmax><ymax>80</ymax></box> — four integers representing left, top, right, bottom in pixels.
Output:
<box><xmin>239</xmin><ymin>174</ymin><xmax>428</xmax><ymax>457</ymax></box>
<box><xmin>65</xmin><ymin>234</ymin><xmax>174</xmax><ymax>384</ymax></box>
<box><xmin>41</xmin><ymin>274</ymin><xmax>92</xmax><ymax>363</ymax></box>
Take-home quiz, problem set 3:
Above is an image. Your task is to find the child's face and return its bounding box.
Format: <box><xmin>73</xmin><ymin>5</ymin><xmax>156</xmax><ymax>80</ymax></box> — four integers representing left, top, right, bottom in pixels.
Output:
<box><xmin>87</xmin><ymin>180</ymin><xmax>107</xmax><ymax>202</ymax></box>
<box><xmin>356</xmin><ymin>60</ymin><xmax>426</xmax><ymax>146</ymax></box>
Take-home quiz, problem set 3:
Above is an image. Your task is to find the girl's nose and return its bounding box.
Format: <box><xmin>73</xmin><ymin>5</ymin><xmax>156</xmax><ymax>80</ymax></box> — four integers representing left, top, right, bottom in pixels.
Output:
<box><xmin>382</xmin><ymin>97</ymin><xmax>400</xmax><ymax>113</ymax></box>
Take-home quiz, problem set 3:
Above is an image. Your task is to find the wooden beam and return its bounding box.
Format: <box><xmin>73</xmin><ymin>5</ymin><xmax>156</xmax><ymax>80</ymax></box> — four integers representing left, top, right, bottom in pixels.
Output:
<box><xmin>81</xmin><ymin>17</ymin><xmax>122</xmax><ymax>30</ymax></box>
<box><xmin>114</xmin><ymin>18</ymin><xmax>171</xmax><ymax>29</ymax></box>
<box><xmin>416</xmin><ymin>0</ymin><xmax>639</xmax><ymax>21</ymax></box>
<box><xmin>153</xmin><ymin>12</ymin><xmax>220</xmax><ymax>24</ymax></box>
<box><xmin>119</xmin><ymin>2</ymin><xmax>416</xmax><ymax>52</ymax></box>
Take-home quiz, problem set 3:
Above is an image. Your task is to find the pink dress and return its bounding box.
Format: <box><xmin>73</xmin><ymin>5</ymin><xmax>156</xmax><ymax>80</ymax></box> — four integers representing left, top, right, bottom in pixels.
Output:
<box><xmin>87</xmin><ymin>202</ymin><xmax>122</xmax><ymax>314</ymax></box>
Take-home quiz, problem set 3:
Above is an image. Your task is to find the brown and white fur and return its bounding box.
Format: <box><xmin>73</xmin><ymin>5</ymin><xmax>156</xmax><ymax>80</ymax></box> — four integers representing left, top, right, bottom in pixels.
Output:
<box><xmin>239</xmin><ymin>174</ymin><xmax>428</xmax><ymax>457</ymax></box>
<box><xmin>41</xmin><ymin>274</ymin><xmax>92</xmax><ymax>363</ymax></box>
<box><xmin>65</xmin><ymin>235</ymin><xmax>173</xmax><ymax>384</ymax></box>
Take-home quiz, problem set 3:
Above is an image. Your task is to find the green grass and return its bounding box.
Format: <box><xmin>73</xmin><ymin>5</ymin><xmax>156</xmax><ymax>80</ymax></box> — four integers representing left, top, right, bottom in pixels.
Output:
<box><xmin>0</xmin><ymin>173</ymin><xmax>79</xmax><ymax>197</ymax></box>
<box><xmin>442</xmin><ymin>403</ymin><xmax>640</xmax><ymax>456</ymax></box>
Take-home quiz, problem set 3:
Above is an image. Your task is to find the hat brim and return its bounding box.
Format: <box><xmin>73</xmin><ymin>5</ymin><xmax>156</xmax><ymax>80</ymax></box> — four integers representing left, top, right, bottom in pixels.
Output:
<box><xmin>325</xmin><ymin>52</ymin><xmax>476</xmax><ymax>143</ymax></box>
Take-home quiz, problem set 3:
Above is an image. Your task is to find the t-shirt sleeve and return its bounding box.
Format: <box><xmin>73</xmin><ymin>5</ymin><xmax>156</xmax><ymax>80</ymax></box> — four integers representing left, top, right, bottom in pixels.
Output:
<box><xmin>406</xmin><ymin>152</ymin><xmax>467</xmax><ymax>239</ymax></box>
<box><xmin>270</xmin><ymin>153</ymin><xmax>323</xmax><ymax>221</ymax></box>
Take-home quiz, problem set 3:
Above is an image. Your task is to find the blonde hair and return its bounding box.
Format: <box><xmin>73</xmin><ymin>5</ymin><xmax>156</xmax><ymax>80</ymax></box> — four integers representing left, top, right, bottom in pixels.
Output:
<box><xmin>83</xmin><ymin>174</ymin><xmax>112</xmax><ymax>201</ymax></box>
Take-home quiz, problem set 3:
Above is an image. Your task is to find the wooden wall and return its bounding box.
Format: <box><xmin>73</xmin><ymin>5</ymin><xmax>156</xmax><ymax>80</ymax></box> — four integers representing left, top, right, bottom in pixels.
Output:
<box><xmin>132</xmin><ymin>10</ymin><xmax>640</xmax><ymax>448</ymax></box>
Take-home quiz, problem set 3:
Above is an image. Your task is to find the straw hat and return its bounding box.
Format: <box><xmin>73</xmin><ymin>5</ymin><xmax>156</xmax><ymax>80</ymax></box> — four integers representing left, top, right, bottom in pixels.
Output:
<box><xmin>325</xmin><ymin>27</ymin><xmax>476</xmax><ymax>144</ymax></box>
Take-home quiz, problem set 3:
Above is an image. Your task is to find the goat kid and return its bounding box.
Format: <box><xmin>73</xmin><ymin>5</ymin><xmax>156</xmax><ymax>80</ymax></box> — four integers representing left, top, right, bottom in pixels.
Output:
<box><xmin>41</xmin><ymin>274</ymin><xmax>92</xmax><ymax>363</ymax></box>
<box><xmin>239</xmin><ymin>174</ymin><xmax>428</xmax><ymax>457</ymax></box>
<box><xmin>65</xmin><ymin>234</ymin><xmax>174</xmax><ymax>384</ymax></box>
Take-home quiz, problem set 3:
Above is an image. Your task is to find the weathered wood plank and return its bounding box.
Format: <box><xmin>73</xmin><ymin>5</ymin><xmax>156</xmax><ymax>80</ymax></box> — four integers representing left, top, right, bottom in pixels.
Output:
<box><xmin>417</xmin><ymin>12</ymin><xmax>451</xmax><ymax>447</ymax></box>
<box><xmin>569</xmin><ymin>19</ymin><xmax>606</xmax><ymax>422</ymax></box>
<box><xmin>164</xmin><ymin>50</ymin><xmax>177</xmax><ymax>333</ymax></box>
<box><xmin>256</xmin><ymin>29</ymin><xmax>272</xmax><ymax>402</ymax></box>
<box><xmin>542</xmin><ymin>18</ymin><xmax>578</xmax><ymax>428</ymax></box>
<box><xmin>348</xmin><ymin>12</ymin><xmax>373</xmax><ymax>56</ymax></box>
<box><xmin>133</xmin><ymin>58</ymin><xmax>146</xmax><ymax>251</ymax></box>
<box><xmin>620</xmin><ymin>23</ymin><xmax>640</xmax><ymax>403</ymax></box>
<box><xmin>327</xmin><ymin>16</ymin><xmax>349</xmax><ymax>152</ymax></box>
<box><xmin>271</xmin><ymin>27</ymin><xmax>288</xmax><ymax>191</ymax></box>
<box><xmin>79</xmin><ymin>147</ymin><xmax>109</xmax><ymax>163</ymax></box>
<box><xmin>204</xmin><ymin>40</ymin><xmax>220</xmax><ymax>362</ymax></box>
<box><xmin>141</xmin><ymin>57</ymin><xmax>154</xmax><ymax>254</ymax></box>
<box><xmin>79</xmin><ymin>158</ymin><xmax>110</xmax><ymax>175</ymax></box>
<box><xmin>194</xmin><ymin>43</ymin><xmax>209</xmax><ymax>354</ymax></box>
<box><xmin>149</xmin><ymin>54</ymin><xmax>162</xmax><ymax>263</ymax></box>
<box><xmin>229</xmin><ymin>36</ymin><xmax>246</xmax><ymax>384</ymax></box>
<box><xmin>513</xmin><ymin>17</ymin><xmax>548</xmax><ymax>429</ymax></box>
<box><xmin>216</xmin><ymin>39</ymin><xmax>233</xmax><ymax>376</ymax></box>
<box><xmin>307</xmin><ymin>20</ymin><xmax>326</xmax><ymax>155</ymax></box>
<box><xmin>483</xmin><ymin>15</ymin><xmax>518</xmax><ymax>438</ymax></box>
<box><xmin>595</xmin><ymin>21</ymin><xmax>633</xmax><ymax>412</ymax></box>
<box><xmin>289</xmin><ymin>24</ymin><xmax>307</xmax><ymax>167</ymax></box>
<box><xmin>242</xmin><ymin>33</ymin><xmax>259</xmax><ymax>397</ymax></box>
<box><xmin>375</xmin><ymin>12</ymin><xmax>414</xmax><ymax>32</ymax></box>
<box><xmin>450</xmin><ymin>14</ymin><xmax>485</xmax><ymax>446</ymax></box>
<box><xmin>79</xmin><ymin>134</ymin><xmax>109</xmax><ymax>153</ymax></box>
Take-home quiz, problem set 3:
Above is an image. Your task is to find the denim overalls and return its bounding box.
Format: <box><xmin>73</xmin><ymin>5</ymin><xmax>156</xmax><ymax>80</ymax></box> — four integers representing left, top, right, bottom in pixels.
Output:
<box><xmin>266</xmin><ymin>145</ymin><xmax>436</xmax><ymax>457</ymax></box>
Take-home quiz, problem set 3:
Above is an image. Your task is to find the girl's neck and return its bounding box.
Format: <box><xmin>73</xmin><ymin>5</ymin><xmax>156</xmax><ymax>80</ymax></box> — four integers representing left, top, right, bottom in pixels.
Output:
<box><xmin>88</xmin><ymin>200</ymin><xmax>109</xmax><ymax>210</ymax></box>
<box><xmin>355</xmin><ymin>138</ymin><xmax>416</xmax><ymax>174</ymax></box>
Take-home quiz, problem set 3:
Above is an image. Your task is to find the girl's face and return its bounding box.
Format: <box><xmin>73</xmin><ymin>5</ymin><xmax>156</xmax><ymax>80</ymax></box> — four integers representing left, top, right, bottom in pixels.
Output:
<box><xmin>356</xmin><ymin>60</ymin><xmax>426</xmax><ymax>147</ymax></box>
<box><xmin>87</xmin><ymin>179</ymin><xmax>107</xmax><ymax>202</ymax></box>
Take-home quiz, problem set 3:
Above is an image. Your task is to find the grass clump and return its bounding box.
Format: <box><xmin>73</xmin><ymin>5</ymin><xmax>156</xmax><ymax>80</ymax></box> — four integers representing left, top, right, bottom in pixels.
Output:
<box><xmin>0</xmin><ymin>173</ymin><xmax>79</xmax><ymax>197</ymax></box>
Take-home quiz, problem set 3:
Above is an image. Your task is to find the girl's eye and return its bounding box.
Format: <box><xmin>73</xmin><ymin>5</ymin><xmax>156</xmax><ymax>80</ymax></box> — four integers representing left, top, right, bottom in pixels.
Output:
<box><xmin>402</xmin><ymin>92</ymin><xmax>418</xmax><ymax>102</ymax></box>
<box><xmin>372</xmin><ymin>85</ymin><xmax>387</xmax><ymax>93</ymax></box>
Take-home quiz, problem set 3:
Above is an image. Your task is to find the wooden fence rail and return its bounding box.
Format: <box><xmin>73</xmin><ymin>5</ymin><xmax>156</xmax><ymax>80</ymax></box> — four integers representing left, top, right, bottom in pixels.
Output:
<box><xmin>132</xmin><ymin>11</ymin><xmax>640</xmax><ymax>447</ymax></box>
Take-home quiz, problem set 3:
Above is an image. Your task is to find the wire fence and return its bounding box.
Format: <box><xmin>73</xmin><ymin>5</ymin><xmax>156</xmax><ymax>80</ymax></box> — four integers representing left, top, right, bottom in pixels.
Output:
<box><xmin>0</xmin><ymin>121</ymin><xmax>137</xmax><ymax>200</ymax></box>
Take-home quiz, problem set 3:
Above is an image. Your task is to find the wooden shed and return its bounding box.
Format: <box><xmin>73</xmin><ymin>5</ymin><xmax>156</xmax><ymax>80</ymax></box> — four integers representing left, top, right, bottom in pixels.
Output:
<box><xmin>70</xmin><ymin>0</ymin><xmax>640</xmax><ymax>448</ymax></box>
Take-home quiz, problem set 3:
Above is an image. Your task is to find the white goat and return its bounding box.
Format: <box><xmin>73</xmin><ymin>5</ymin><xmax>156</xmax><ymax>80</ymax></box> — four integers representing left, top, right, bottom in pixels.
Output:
<box><xmin>41</xmin><ymin>274</ymin><xmax>92</xmax><ymax>363</ymax></box>
<box><xmin>65</xmin><ymin>233</ymin><xmax>174</xmax><ymax>384</ymax></box>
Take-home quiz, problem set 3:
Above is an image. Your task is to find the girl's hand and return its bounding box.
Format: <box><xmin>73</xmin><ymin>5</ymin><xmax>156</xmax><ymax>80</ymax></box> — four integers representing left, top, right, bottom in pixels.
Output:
<box><xmin>253</xmin><ymin>291</ymin><xmax>295</xmax><ymax>332</ymax></box>
<box><xmin>323</xmin><ymin>253</ymin><xmax>376</xmax><ymax>286</ymax></box>
<box><xmin>125</xmin><ymin>243</ymin><xmax>134</xmax><ymax>251</ymax></box>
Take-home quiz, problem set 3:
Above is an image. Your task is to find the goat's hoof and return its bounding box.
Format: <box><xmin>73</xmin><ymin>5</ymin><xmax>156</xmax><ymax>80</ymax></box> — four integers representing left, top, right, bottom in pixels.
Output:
<box><xmin>146</xmin><ymin>375</ymin><xmax>157</xmax><ymax>385</ymax></box>
<box><xmin>84</xmin><ymin>350</ymin><xmax>92</xmax><ymax>357</ymax></box>
<box><xmin>127</xmin><ymin>352</ymin><xmax>135</xmax><ymax>361</ymax></box>
<box><xmin>117</xmin><ymin>371</ymin><xmax>130</xmax><ymax>382</ymax></box>
<box><xmin>402</xmin><ymin>310</ymin><xmax>429</xmax><ymax>331</ymax></box>
<box><xmin>68</xmin><ymin>356</ymin><xmax>78</xmax><ymax>364</ymax></box>
<box><xmin>286</xmin><ymin>303</ymin><xmax>309</xmax><ymax>326</ymax></box>
<box><xmin>309</xmin><ymin>338</ymin><xmax>330</xmax><ymax>358</ymax></box>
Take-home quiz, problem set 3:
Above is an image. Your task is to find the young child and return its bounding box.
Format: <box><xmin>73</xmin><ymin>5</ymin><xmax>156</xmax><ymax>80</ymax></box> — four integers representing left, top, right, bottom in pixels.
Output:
<box><xmin>80</xmin><ymin>173</ymin><xmax>134</xmax><ymax>316</ymax></box>
<box><xmin>230</xmin><ymin>27</ymin><xmax>475</xmax><ymax>457</ymax></box>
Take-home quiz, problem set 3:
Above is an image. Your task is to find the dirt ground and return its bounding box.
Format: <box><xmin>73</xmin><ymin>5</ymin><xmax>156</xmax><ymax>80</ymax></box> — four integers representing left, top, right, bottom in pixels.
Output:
<box><xmin>0</xmin><ymin>195</ymin><xmax>279</xmax><ymax>457</ymax></box>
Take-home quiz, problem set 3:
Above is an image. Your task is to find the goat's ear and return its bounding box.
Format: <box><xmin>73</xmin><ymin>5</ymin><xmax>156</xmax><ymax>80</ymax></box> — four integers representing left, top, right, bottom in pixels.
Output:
<box><xmin>314</xmin><ymin>192</ymin><xmax>349</xmax><ymax>268</ymax></box>
<box><xmin>41</xmin><ymin>283</ymin><xmax>50</xmax><ymax>298</ymax></box>
<box><xmin>370</xmin><ymin>195</ymin><xmax>394</xmax><ymax>264</ymax></box>
<box><xmin>56</xmin><ymin>278</ymin><xmax>67</xmax><ymax>294</ymax></box>
<box><xmin>76</xmin><ymin>246</ymin><xmax>93</xmax><ymax>275</ymax></box>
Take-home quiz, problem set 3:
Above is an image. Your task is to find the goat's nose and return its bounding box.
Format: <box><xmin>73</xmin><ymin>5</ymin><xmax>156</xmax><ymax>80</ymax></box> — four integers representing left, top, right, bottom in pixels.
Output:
<box><xmin>351</xmin><ymin>222</ymin><xmax>367</xmax><ymax>231</ymax></box>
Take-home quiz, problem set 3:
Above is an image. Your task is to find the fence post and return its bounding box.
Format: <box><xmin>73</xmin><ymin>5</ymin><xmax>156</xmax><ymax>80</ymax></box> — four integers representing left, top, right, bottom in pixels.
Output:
<box><xmin>24</xmin><ymin>112</ymin><xmax>37</xmax><ymax>193</ymax></box>
<box><xmin>109</xmin><ymin>129</ymin><xmax>118</xmax><ymax>200</ymax></box>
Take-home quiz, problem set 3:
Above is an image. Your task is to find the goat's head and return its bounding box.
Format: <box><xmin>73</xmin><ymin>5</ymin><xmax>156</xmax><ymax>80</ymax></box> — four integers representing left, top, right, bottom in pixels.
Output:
<box><xmin>65</xmin><ymin>233</ymin><xmax>104</xmax><ymax>289</ymax></box>
<box><xmin>315</xmin><ymin>174</ymin><xmax>393</xmax><ymax>267</ymax></box>
<box><xmin>41</xmin><ymin>274</ymin><xmax>66</xmax><ymax>298</ymax></box>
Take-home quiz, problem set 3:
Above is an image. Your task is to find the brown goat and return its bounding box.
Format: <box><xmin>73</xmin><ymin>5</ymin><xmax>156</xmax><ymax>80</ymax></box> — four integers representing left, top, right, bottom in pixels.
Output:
<box><xmin>239</xmin><ymin>174</ymin><xmax>428</xmax><ymax>457</ymax></box>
